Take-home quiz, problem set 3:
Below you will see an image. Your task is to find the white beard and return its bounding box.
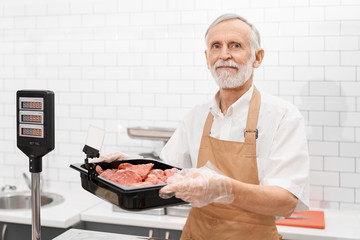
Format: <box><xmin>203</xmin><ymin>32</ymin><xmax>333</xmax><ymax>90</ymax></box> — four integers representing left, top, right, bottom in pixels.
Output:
<box><xmin>210</xmin><ymin>57</ymin><xmax>254</xmax><ymax>89</ymax></box>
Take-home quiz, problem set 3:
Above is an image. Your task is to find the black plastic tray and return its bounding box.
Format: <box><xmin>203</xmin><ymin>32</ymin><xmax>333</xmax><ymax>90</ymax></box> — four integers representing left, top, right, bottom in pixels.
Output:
<box><xmin>70</xmin><ymin>159</ymin><xmax>185</xmax><ymax>211</ymax></box>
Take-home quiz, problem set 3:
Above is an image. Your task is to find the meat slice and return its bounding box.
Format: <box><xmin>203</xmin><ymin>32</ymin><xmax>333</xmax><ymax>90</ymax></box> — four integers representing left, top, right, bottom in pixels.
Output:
<box><xmin>95</xmin><ymin>165</ymin><xmax>104</xmax><ymax>175</ymax></box>
<box><xmin>117</xmin><ymin>163</ymin><xmax>133</xmax><ymax>170</ymax></box>
<box><xmin>110</xmin><ymin>170</ymin><xmax>142</xmax><ymax>186</ymax></box>
<box><xmin>100</xmin><ymin>169</ymin><xmax>117</xmax><ymax>180</ymax></box>
<box><xmin>144</xmin><ymin>173</ymin><xmax>165</xmax><ymax>185</ymax></box>
<box><xmin>127</xmin><ymin>163</ymin><xmax>154</xmax><ymax>179</ymax></box>
<box><xmin>164</xmin><ymin>168</ymin><xmax>180</xmax><ymax>178</ymax></box>
<box><xmin>147</xmin><ymin>169</ymin><xmax>167</xmax><ymax>183</ymax></box>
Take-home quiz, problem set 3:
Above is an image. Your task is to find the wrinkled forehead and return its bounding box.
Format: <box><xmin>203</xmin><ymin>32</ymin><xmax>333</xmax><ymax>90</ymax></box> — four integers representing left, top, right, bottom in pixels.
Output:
<box><xmin>206</xmin><ymin>19</ymin><xmax>252</xmax><ymax>47</ymax></box>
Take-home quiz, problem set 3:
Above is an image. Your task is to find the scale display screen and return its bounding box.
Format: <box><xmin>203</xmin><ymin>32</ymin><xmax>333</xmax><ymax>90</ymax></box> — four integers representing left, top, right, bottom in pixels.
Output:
<box><xmin>19</xmin><ymin>111</ymin><xmax>43</xmax><ymax>124</ymax></box>
<box><xmin>19</xmin><ymin>97</ymin><xmax>43</xmax><ymax>110</ymax></box>
<box><xmin>19</xmin><ymin>124</ymin><xmax>43</xmax><ymax>138</ymax></box>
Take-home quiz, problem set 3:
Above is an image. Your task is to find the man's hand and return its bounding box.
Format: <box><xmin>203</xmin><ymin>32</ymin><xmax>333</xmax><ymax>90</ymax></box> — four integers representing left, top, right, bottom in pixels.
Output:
<box><xmin>159</xmin><ymin>162</ymin><xmax>234</xmax><ymax>207</ymax></box>
<box><xmin>91</xmin><ymin>152</ymin><xmax>131</xmax><ymax>163</ymax></box>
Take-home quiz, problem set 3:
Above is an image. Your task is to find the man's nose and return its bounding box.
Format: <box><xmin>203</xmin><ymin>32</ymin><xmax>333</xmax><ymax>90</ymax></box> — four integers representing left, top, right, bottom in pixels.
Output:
<box><xmin>219</xmin><ymin>46</ymin><xmax>231</xmax><ymax>60</ymax></box>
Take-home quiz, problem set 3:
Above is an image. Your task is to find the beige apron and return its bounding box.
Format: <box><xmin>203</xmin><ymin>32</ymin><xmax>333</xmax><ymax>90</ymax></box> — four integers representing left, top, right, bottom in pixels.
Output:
<box><xmin>181</xmin><ymin>87</ymin><xmax>281</xmax><ymax>240</ymax></box>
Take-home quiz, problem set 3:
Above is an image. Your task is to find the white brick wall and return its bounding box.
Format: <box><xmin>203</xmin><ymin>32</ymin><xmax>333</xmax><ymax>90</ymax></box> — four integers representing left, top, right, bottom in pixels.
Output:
<box><xmin>1</xmin><ymin>0</ymin><xmax>360</xmax><ymax>211</ymax></box>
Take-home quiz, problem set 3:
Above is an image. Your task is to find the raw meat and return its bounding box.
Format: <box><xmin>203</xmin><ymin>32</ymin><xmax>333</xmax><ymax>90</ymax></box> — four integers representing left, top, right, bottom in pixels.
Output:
<box><xmin>95</xmin><ymin>163</ymin><xmax>179</xmax><ymax>187</ymax></box>
<box><xmin>110</xmin><ymin>170</ymin><xmax>142</xmax><ymax>185</ymax></box>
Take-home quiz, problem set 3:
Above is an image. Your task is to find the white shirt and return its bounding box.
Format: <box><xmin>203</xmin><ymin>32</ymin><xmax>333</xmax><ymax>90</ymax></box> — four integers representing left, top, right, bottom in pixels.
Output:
<box><xmin>160</xmin><ymin>85</ymin><xmax>309</xmax><ymax>211</ymax></box>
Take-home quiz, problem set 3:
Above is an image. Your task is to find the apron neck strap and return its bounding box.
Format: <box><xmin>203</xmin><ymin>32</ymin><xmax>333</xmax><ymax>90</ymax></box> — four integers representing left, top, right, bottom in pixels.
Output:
<box><xmin>245</xmin><ymin>86</ymin><xmax>261</xmax><ymax>143</ymax></box>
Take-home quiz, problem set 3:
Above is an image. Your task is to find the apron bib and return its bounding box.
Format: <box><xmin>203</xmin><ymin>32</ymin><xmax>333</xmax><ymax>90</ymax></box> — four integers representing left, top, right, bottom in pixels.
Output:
<box><xmin>181</xmin><ymin>87</ymin><xmax>281</xmax><ymax>240</ymax></box>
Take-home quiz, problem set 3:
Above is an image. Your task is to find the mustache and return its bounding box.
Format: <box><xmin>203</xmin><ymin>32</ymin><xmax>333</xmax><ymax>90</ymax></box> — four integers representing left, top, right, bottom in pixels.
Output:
<box><xmin>213</xmin><ymin>60</ymin><xmax>240</xmax><ymax>70</ymax></box>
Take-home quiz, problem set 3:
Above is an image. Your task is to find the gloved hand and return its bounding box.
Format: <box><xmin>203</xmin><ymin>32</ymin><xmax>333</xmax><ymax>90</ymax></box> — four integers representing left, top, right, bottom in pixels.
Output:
<box><xmin>91</xmin><ymin>152</ymin><xmax>131</xmax><ymax>163</ymax></box>
<box><xmin>159</xmin><ymin>162</ymin><xmax>234</xmax><ymax>208</ymax></box>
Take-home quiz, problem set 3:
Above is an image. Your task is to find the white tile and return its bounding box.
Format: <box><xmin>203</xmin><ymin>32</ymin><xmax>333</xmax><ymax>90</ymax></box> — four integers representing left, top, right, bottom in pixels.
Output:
<box><xmin>93</xmin><ymin>106</ymin><xmax>117</xmax><ymax>119</ymax></box>
<box><xmin>93</xmin><ymin>54</ymin><xmax>117</xmax><ymax>66</ymax></box>
<box><xmin>310</xmin><ymin>81</ymin><xmax>340</xmax><ymax>96</ymax></box>
<box><xmin>129</xmin><ymin>66</ymin><xmax>154</xmax><ymax>80</ymax></box>
<box><xmin>341</xmin><ymin>173</ymin><xmax>360</xmax><ymax>188</ymax></box>
<box><xmin>142</xmin><ymin>107</ymin><xmax>167</xmax><ymax>121</ymax></box>
<box><xmin>59</xmin><ymin>15</ymin><xmax>82</xmax><ymax>28</ymax></box>
<box><xmin>341</xmin><ymin>82</ymin><xmax>360</xmax><ymax>96</ymax></box>
<box><xmin>310</xmin><ymin>156</ymin><xmax>324</xmax><ymax>170</ymax></box>
<box><xmin>310</xmin><ymin>171</ymin><xmax>339</xmax><ymax>186</ymax></box>
<box><xmin>81</xmin><ymin>93</ymin><xmax>105</xmax><ymax>106</ymax></box>
<box><xmin>279</xmin><ymin>81</ymin><xmax>309</xmax><ymax>96</ymax></box>
<box><xmin>142</xmin><ymin>80</ymin><xmax>168</xmax><ymax>94</ymax></box>
<box><xmin>279</xmin><ymin>22</ymin><xmax>309</xmax><ymax>36</ymax></box>
<box><xmin>155</xmin><ymin>94</ymin><xmax>181</xmax><ymax>107</ymax></box>
<box><xmin>324</xmin><ymin>187</ymin><xmax>354</xmax><ymax>202</ymax></box>
<box><xmin>310</xmin><ymin>21</ymin><xmax>340</xmax><ymax>36</ymax></box>
<box><xmin>325</xmin><ymin>36</ymin><xmax>358</xmax><ymax>50</ymax></box>
<box><xmin>324</xmin><ymin>157</ymin><xmax>355</xmax><ymax>172</ymax></box>
<box><xmin>130</xmin><ymin>12</ymin><xmax>155</xmax><ymax>26</ymax></box>
<box><xmin>326</xmin><ymin>6</ymin><xmax>360</xmax><ymax>20</ymax></box>
<box><xmin>130</xmin><ymin>93</ymin><xmax>155</xmax><ymax>106</ymax></box>
<box><xmin>294</xmin><ymin>36</ymin><xmax>324</xmax><ymax>51</ymax></box>
<box><xmin>169</xmin><ymin>80</ymin><xmax>194</xmax><ymax>94</ymax></box>
<box><xmin>294</xmin><ymin>96</ymin><xmax>323</xmax><ymax>111</ymax></box>
<box><xmin>306</xmin><ymin>126</ymin><xmax>323</xmax><ymax>141</ymax></box>
<box><xmin>265</xmin><ymin>8</ymin><xmax>294</xmax><ymax>22</ymax></box>
<box><xmin>82</xmin><ymin>67</ymin><xmax>105</xmax><ymax>80</ymax></box>
<box><xmin>181</xmin><ymin>11</ymin><xmax>208</xmax><ymax>24</ymax></box>
<box><xmin>308</xmin><ymin>141</ymin><xmax>339</xmax><ymax>156</ymax></box>
<box><xmin>279</xmin><ymin>52</ymin><xmax>309</xmax><ymax>66</ymax></box>
<box><xmin>325</xmin><ymin>66</ymin><xmax>356</xmax><ymax>81</ymax></box>
<box><xmin>25</xmin><ymin>3</ymin><xmax>47</xmax><ymax>16</ymax></box>
<box><xmin>309</xmin><ymin>112</ymin><xmax>339</xmax><ymax>126</ymax></box>
<box><xmin>70</xmin><ymin>0</ymin><xmax>93</xmax><ymax>14</ymax></box>
<box><xmin>105</xmin><ymin>67</ymin><xmax>129</xmax><ymax>80</ymax></box>
<box><xmin>341</xmin><ymin>21</ymin><xmax>360</xmax><ymax>35</ymax></box>
<box><xmin>168</xmin><ymin>53</ymin><xmax>194</xmax><ymax>66</ymax></box>
<box><xmin>3</xmin><ymin>3</ymin><xmax>25</xmax><ymax>16</ymax></box>
<box><xmin>310</xmin><ymin>51</ymin><xmax>340</xmax><ymax>66</ymax></box>
<box><xmin>340</xmin><ymin>142</ymin><xmax>360</xmax><ymax>157</ymax></box>
<box><xmin>294</xmin><ymin>66</ymin><xmax>324</xmax><ymax>81</ymax></box>
<box><xmin>341</xmin><ymin>112</ymin><xmax>360</xmax><ymax>127</ymax></box>
<box><xmin>142</xmin><ymin>53</ymin><xmax>168</xmax><ymax>66</ymax></box>
<box><xmin>324</xmin><ymin>126</ymin><xmax>355</xmax><ymax>142</ymax></box>
<box><xmin>264</xmin><ymin>66</ymin><xmax>293</xmax><ymax>81</ymax></box>
<box><xmin>325</xmin><ymin>96</ymin><xmax>356</xmax><ymax>112</ymax></box>
<box><xmin>294</xmin><ymin>7</ymin><xmax>325</xmax><ymax>21</ymax></box>
<box><xmin>341</xmin><ymin>51</ymin><xmax>360</xmax><ymax>66</ymax></box>
<box><xmin>310</xmin><ymin>185</ymin><xmax>323</xmax><ymax>200</ymax></box>
<box><xmin>154</xmin><ymin>66</ymin><xmax>181</xmax><ymax>80</ymax></box>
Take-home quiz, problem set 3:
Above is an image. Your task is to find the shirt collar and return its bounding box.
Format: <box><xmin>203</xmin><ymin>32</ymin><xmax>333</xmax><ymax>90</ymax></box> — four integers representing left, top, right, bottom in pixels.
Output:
<box><xmin>210</xmin><ymin>84</ymin><xmax>254</xmax><ymax>117</ymax></box>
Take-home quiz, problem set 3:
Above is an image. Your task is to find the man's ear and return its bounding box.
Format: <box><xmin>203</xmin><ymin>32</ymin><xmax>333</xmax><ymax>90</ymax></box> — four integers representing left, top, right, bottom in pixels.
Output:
<box><xmin>205</xmin><ymin>50</ymin><xmax>210</xmax><ymax>69</ymax></box>
<box><xmin>253</xmin><ymin>48</ymin><xmax>264</xmax><ymax>68</ymax></box>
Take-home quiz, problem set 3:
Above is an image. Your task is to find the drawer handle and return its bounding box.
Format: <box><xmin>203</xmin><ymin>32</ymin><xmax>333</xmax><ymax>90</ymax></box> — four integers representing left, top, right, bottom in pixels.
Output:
<box><xmin>1</xmin><ymin>224</ymin><xmax>7</xmax><ymax>240</ymax></box>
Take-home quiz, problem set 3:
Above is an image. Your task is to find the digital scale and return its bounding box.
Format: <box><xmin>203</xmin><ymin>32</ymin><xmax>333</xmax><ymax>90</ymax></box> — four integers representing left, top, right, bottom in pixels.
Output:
<box><xmin>16</xmin><ymin>90</ymin><xmax>55</xmax><ymax>240</ymax></box>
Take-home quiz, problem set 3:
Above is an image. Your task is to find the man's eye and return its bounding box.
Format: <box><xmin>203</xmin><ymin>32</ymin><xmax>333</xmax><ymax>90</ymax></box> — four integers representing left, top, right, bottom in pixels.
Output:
<box><xmin>213</xmin><ymin>44</ymin><xmax>220</xmax><ymax>49</ymax></box>
<box><xmin>232</xmin><ymin>44</ymin><xmax>240</xmax><ymax>48</ymax></box>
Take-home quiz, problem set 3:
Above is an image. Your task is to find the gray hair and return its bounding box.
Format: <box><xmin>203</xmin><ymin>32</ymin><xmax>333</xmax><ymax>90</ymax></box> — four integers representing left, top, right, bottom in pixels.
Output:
<box><xmin>205</xmin><ymin>13</ymin><xmax>261</xmax><ymax>53</ymax></box>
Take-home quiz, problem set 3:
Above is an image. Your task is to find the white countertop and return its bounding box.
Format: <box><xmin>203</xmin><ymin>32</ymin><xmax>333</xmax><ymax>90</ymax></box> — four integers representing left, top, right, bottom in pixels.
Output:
<box><xmin>81</xmin><ymin>202</ymin><xmax>186</xmax><ymax>231</ymax></box>
<box><xmin>81</xmin><ymin>202</ymin><xmax>360</xmax><ymax>240</ymax></box>
<box><xmin>54</xmin><ymin>228</ymin><xmax>143</xmax><ymax>240</ymax></box>
<box><xmin>0</xmin><ymin>188</ymin><xmax>101</xmax><ymax>228</ymax></box>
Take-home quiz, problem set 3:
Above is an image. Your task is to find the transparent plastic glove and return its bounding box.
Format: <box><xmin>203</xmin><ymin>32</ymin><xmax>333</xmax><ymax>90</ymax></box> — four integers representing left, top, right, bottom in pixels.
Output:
<box><xmin>91</xmin><ymin>152</ymin><xmax>131</xmax><ymax>163</ymax></box>
<box><xmin>159</xmin><ymin>162</ymin><xmax>234</xmax><ymax>208</ymax></box>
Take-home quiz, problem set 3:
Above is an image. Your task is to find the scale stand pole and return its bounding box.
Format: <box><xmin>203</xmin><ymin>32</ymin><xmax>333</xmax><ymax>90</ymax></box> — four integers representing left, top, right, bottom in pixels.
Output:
<box><xmin>30</xmin><ymin>157</ymin><xmax>42</xmax><ymax>240</ymax></box>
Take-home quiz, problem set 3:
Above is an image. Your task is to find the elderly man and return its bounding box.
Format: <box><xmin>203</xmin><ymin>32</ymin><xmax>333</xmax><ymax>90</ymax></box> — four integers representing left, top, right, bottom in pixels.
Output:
<box><xmin>158</xmin><ymin>13</ymin><xmax>309</xmax><ymax>240</ymax></box>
